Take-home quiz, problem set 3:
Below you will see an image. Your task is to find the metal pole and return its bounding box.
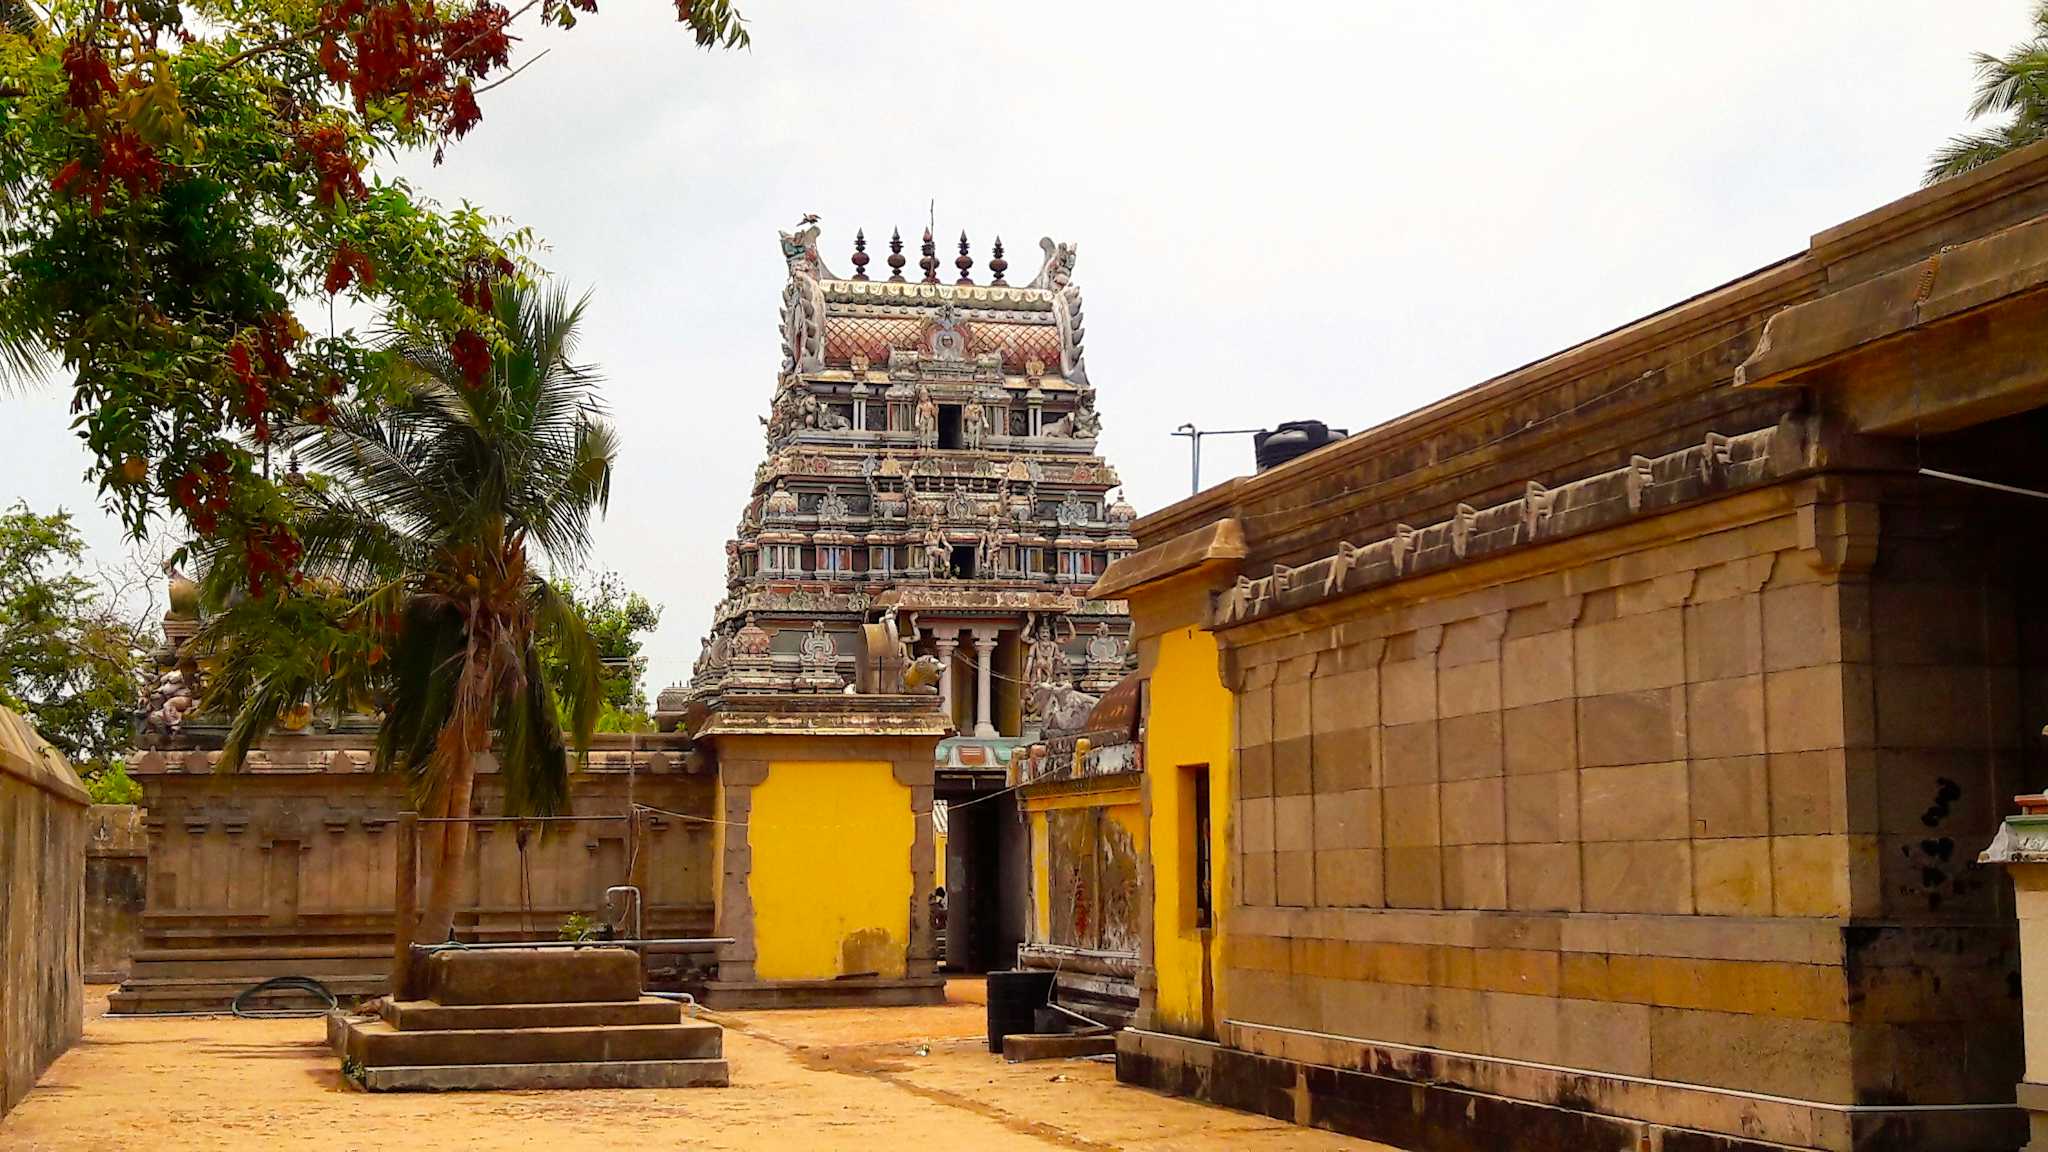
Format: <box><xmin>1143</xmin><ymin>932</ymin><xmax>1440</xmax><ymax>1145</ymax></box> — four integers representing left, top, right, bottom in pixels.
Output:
<box><xmin>1173</xmin><ymin>425</ymin><xmax>1265</xmax><ymax>496</ymax></box>
<box><xmin>392</xmin><ymin>811</ymin><xmax>418</xmax><ymax>1000</ymax></box>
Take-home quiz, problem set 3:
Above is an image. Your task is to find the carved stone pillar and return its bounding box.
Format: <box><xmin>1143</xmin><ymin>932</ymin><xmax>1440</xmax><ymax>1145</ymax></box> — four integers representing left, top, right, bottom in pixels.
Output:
<box><xmin>931</xmin><ymin>630</ymin><xmax>959</xmax><ymax>722</ymax></box>
<box><xmin>971</xmin><ymin>630</ymin><xmax>998</xmax><ymax>738</ymax></box>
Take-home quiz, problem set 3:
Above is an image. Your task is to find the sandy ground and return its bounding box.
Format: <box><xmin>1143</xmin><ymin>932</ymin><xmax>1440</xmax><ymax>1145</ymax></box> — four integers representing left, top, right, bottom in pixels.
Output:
<box><xmin>0</xmin><ymin>983</ymin><xmax>1395</xmax><ymax>1151</ymax></box>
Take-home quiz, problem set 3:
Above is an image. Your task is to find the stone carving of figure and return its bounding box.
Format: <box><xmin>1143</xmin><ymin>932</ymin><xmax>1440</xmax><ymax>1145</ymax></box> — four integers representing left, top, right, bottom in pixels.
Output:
<box><xmin>913</xmin><ymin>385</ymin><xmax>938</xmax><ymax>449</ymax></box>
<box><xmin>1030</xmin><ymin>238</ymin><xmax>1088</xmax><ymax>388</ymax></box>
<box><xmin>777</xmin><ymin>221</ymin><xmax>831</xmax><ymax>376</ymax></box>
<box><xmin>1086</xmin><ymin>622</ymin><xmax>1123</xmax><ymax>666</ymax></box>
<box><xmin>1041</xmin><ymin>392</ymin><xmax>1100</xmax><ymax>440</ymax></box>
<box><xmin>962</xmin><ymin>399</ymin><xmax>986</xmax><ymax>448</ymax></box>
<box><xmin>1029</xmin><ymin>680</ymin><xmax>1100</xmax><ymax>736</ymax></box>
<box><xmin>142</xmin><ymin>667</ymin><xmax>197</xmax><ymax>736</ymax></box>
<box><xmin>817</xmin><ymin>402</ymin><xmax>852</xmax><ymax>432</ymax></box>
<box><xmin>902</xmin><ymin>654</ymin><xmax>945</xmax><ymax>695</ymax></box>
<box><xmin>1023</xmin><ymin>613</ymin><xmax>1075</xmax><ymax>711</ymax></box>
<box><xmin>725</xmin><ymin>540</ymin><xmax>741</xmax><ymax>584</ymax></box>
<box><xmin>923</xmin><ymin>519</ymin><xmax>951</xmax><ymax>578</ymax></box>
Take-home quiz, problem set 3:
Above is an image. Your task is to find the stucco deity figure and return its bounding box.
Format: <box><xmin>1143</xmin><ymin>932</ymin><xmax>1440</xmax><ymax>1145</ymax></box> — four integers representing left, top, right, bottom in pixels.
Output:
<box><xmin>1042</xmin><ymin>392</ymin><xmax>1100</xmax><ymax>439</ymax></box>
<box><xmin>923</xmin><ymin>519</ymin><xmax>951</xmax><ymax>578</ymax></box>
<box><xmin>142</xmin><ymin>668</ymin><xmax>196</xmax><ymax>735</ymax></box>
<box><xmin>1023</xmin><ymin>613</ymin><xmax>1075</xmax><ymax>706</ymax></box>
<box><xmin>962</xmin><ymin>399</ymin><xmax>986</xmax><ymax>448</ymax></box>
<box><xmin>913</xmin><ymin>385</ymin><xmax>938</xmax><ymax>449</ymax></box>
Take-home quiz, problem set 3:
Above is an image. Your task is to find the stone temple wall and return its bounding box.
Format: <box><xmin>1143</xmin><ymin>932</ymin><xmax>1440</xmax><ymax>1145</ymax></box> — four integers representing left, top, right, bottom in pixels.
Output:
<box><xmin>0</xmin><ymin>709</ymin><xmax>88</xmax><ymax>1118</ymax></box>
<box><xmin>1214</xmin><ymin>476</ymin><xmax>2035</xmax><ymax>1146</ymax></box>
<box><xmin>131</xmin><ymin>754</ymin><xmax>716</xmax><ymax>941</ymax></box>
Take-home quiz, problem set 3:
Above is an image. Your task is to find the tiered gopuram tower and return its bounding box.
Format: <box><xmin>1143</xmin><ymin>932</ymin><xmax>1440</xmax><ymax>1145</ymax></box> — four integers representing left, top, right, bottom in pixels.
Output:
<box><xmin>678</xmin><ymin>220</ymin><xmax>1136</xmax><ymax>779</ymax></box>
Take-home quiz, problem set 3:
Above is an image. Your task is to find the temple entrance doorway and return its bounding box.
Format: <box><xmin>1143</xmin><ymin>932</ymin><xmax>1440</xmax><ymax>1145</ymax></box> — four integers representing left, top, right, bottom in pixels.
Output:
<box><xmin>935</xmin><ymin>780</ymin><xmax>1026</xmax><ymax>974</ymax></box>
<box><xmin>937</xmin><ymin>405</ymin><xmax>964</xmax><ymax>449</ymax></box>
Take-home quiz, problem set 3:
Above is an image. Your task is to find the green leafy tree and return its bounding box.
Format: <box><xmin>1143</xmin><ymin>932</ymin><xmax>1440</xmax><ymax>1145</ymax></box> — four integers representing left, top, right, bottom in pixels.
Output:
<box><xmin>0</xmin><ymin>503</ymin><xmax>150</xmax><ymax>767</ymax></box>
<box><xmin>544</xmin><ymin>570</ymin><xmax>659</xmax><ymax>731</ymax></box>
<box><xmin>0</xmin><ymin>0</ymin><xmax>744</xmax><ymax>583</ymax></box>
<box><xmin>1928</xmin><ymin>2</ymin><xmax>2048</xmax><ymax>183</ymax></box>
<box><xmin>198</xmin><ymin>278</ymin><xmax>615</xmax><ymax>941</ymax></box>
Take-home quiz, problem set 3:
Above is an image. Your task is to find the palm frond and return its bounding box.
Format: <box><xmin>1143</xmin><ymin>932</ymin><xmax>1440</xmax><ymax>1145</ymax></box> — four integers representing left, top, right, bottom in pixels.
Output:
<box><xmin>532</xmin><ymin>576</ymin><xmax>601</xmax><ymax>752</ymax></box>
<box><xmin>1927</xmin><ymin>121</ymin><xmax>2043</xmax><ymax>183</ymax></box>
<box><xmin>496</xmin><ymin>641</ymin><xmax>571</xmax><ymax>817</ymax></box>
<box><xmin>0</xmin><ymin>331</ymin><xmax>53</xmax><ymax>398</ymax></box>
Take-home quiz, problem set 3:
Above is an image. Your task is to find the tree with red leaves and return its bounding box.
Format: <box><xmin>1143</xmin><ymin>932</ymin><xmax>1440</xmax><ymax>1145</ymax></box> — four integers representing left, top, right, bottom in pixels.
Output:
<box><xmin>0</xmin><ymin>0</ymin><xmax>747</xmax><ymax>588</ymax></box>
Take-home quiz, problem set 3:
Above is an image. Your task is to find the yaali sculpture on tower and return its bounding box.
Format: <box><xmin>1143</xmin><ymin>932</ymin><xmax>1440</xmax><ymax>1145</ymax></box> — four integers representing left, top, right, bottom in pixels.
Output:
<box><xmin>665</xmin><ymin>217</ymin><xmax>1136</xmax><ymax>789</ymax></box>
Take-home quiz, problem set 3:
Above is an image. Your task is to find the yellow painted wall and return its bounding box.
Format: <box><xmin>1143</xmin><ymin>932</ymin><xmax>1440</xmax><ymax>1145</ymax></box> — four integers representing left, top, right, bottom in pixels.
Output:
<box><xmin>748</xmin><ymin>760</ymin><xmax>912</xmax><ymax>981</ymax></box>
<box><xmin>1029</xmin><ymin>810</ymin><xmax>1051</xmax><ymax>942</ymax></box>
<box><xmin>1142</xmin><ymin>603</ymin><xmax>1236</xmax><ymax>1039</ymax></box>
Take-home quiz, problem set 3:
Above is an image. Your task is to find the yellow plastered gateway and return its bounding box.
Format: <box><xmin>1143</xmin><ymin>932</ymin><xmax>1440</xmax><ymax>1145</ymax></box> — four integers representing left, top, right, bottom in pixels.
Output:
<box><xmin>748</xmin><ymin>760</ymin><xmax>912</xmax><ymax>981</ymax></box>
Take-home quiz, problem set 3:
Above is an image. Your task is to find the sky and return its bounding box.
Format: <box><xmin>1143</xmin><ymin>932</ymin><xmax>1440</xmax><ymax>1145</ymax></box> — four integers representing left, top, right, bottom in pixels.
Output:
<box><xmin>1</xmin><ymin>0</ymin><xmax>2033</xmax><ymax>694</ymax></box>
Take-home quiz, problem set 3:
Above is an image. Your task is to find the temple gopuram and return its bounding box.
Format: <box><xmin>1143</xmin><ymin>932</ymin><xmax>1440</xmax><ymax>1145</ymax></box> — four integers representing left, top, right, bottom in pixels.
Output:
<box><xmin>675</xmin><ymin>220</ymin><xmax>1137</xmax><ymax>973</ymax></box>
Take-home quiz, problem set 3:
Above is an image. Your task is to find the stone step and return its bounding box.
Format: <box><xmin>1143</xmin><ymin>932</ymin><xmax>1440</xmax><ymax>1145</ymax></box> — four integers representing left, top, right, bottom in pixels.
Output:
<box><xmin>108</xmin><ymin>975</ymin><xmax>388</xmax><ymax>1015</ymax></box>
<box><xmin>127</xmin><ymin>954</ymin><xmax>388</xmax><ymax>980</ymax></box>
<box><xmin>133</xmin><ymin>944</ymin><xmax>386</xmax><ymax>962</ymax></box>
<box><xmin>381</xmin><ymin>998</ymin><xmax>683</xmax><ymax>1031</ymax></box>
<box><xmin>354</xmin><ymin>1058</ymin><xmax>729</xmax><ymax>1092</ymax></box>
<box><xmin>342</xmin><ymin>1018</ymin><xmax>723</xmax><ymax>1068</ymax></box>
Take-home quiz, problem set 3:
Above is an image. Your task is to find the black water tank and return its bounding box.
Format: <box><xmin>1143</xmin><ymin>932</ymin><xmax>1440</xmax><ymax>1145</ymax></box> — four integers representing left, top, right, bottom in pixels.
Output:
<box><xmin>1254</xmin><ymin>420</ymin><xmax>1348</xmax><ymax>472</ymax></box>
<box><xmin>986</xmin><ymin>968</ymin><xmax>1056</xmax><ymax>1053</ymax></box>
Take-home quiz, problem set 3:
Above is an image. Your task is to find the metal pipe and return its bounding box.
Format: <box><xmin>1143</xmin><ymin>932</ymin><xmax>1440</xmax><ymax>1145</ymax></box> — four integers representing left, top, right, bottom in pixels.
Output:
<box><xmin>1043</xmin><ymin>999</ymin><xmax>1109</xmax><ymax>1032</ymax></box>
<box><xmin>414</xmin><ymin>814</ymin><xmax>630</xmax><ymax>824</ymax></box>
<box><xmin>409</xmin><ymin>937</ymin><xmax>733</xmax><ymax>954</ymax></box>
<box><xmin>1918</xmin><ymin>467</ymin><xmax>2048</xmax><ymax>502</ymax></box>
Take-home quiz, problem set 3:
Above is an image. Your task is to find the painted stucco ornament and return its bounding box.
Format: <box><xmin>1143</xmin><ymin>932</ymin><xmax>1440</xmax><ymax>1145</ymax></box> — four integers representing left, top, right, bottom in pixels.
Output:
<box><xmin>1030</xmin><ymin>238</ymin><xmax>1088</xmax><ymax>388</ymax></box>
<box><xmin>778</xmin><ymin>219</ymin><xmax>831</xmax><ymax>375</ymax></box>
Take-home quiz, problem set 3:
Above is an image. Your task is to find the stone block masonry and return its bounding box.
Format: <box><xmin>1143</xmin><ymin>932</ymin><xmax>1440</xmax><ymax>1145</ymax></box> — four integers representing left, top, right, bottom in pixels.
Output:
<box><xmin>0</xmin><ymin>708</ymin><xmax>89</xmax><ymax>1117</ymax></box>
<box><xmin>1098</xmin><ymin>139</ymin><xmax>2048</xmax><ymax>1150</ymax></box>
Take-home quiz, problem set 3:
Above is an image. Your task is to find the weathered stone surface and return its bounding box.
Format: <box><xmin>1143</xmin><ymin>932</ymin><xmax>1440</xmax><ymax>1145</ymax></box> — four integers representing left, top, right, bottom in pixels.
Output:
<box><xmin>999</xmin><ymin>1031</ymin><xmax>1116</xmax><ymax>1061</ymax></box>
<box><xmin>416</xmin><ymin>948</ymin><xmax>642</xmax><ymax>1006</ymax></box>
<box><xmin>1</xmin><ymin>708</ymin><xmax>88</xmax><ymax>1118</ymax></box>
<box><xmin>1104</xmin><ymin>141</ymin><xmax>2048</xmax><ymax>1151</ymax></box>
<box><xmin>356</xmin><ymin>1057</ymin><xmax>729</xmax><ymax>1092</ymax></box>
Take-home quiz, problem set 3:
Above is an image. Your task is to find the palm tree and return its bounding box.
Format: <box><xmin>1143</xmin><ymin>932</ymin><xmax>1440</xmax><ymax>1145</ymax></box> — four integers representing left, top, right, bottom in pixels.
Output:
<box><xmin>0</xmin><ymin>0</ymin><xmax>52</xmax><ymax>398</ymax></box>
<box><xmin>201</xmin><ymin>279</ymin><xmax>616</xmax><ymax>942</ymax></box>
<box><xmin>1927</xmin><ymin>2</ymin><xmax>2048</xmax><ymax>184</ymax></box>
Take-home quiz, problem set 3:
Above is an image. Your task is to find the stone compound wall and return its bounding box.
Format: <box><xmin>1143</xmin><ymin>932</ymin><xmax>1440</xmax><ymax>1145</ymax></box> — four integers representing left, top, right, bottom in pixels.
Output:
<box><xmin>1218</xmin><ymin>478</ymin><xmax>2030</xmax><ymax>1145</ymax></box>
<box><xmin>83</xmin><ymin>804</ymin><xmax>146</xmax><ymax>983</ymax></box>
<box><xmin>0</xmin><ymin>709</ymin><xmax>88</xmax><ymax>1118</ymax></box>
<box><xmin>129</xmin><ymin>747</ymin><xmax>715</xmax><ymax>943</ymax></box>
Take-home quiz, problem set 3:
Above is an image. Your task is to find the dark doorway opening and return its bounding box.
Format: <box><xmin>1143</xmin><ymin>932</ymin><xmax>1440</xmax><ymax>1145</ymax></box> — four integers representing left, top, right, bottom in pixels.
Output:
<box><xmin>938</xmin><ymin>404</ymin><xmax>964</xmax><ymax>449</ymax></box>
<box><xmin>950</xmin><ymin>544</ymin><xmax>977</xmax><ymax>579</ymax></box>
<box><xmin>940</xmin><ymin>784</ymin><xmax>1026</xmax><ymax>974</ymax></box>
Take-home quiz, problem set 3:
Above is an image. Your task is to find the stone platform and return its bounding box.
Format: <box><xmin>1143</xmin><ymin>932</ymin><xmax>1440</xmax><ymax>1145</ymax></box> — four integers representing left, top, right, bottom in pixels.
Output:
<box><xmin>333</xmin><ymin>947</ymin><xmax>728</xmax><ymax>1092</ymax></box>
